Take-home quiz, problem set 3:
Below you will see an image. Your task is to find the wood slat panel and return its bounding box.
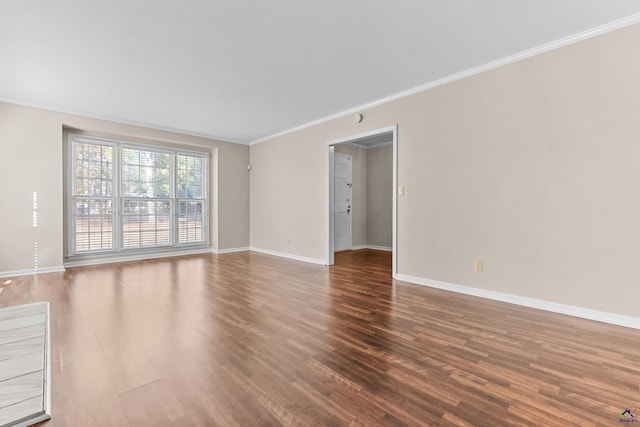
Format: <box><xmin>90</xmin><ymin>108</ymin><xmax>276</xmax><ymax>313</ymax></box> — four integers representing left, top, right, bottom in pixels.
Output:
<box><xmin>0</xmin><ymin>371</ymin><xmax>44</xmax><ymax>410</ymax></box>
<box><xmin>0</xmin><ymin>336</ymin><xmax>45</xmax><ymax>362</ymax></box>
<box><xmin>0</xmin><ymin>396</ymin><xmax>44</xmax><ymax>426</ymax></box>
<box><xmin>0</xmin><ymin>314</ymin><xmax>45</xmax><ymax>334</ymax></box>
<box><xmin>0</xmin><ymin>324</ymin><xmax>45</xmax><ymax>348</ymax></box>
<box><xmin>0</xmin><ymin>302</ymin><xmax>49</xmax><ymax>427</ymax></box>
<box><xmin>0</xmin><ymin>304</ymin><xmax>46</xmax><ymax>322</ymax></box>
<box><xmin>0</xmin><ymin>351</ymin><xmax>44</xmax><ymax>383</ymax></box>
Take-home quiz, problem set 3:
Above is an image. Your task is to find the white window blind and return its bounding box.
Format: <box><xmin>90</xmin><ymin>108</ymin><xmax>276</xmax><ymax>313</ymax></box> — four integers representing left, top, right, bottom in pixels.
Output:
<box><xmin>121</xmin><ymin>147</ymin><xmax>173</xmax><ymax>249</ymax></box>
<box><xmin>69</xmin><ymin>136</ymin><xmax>208</xmax><ymax>256</ymax></box>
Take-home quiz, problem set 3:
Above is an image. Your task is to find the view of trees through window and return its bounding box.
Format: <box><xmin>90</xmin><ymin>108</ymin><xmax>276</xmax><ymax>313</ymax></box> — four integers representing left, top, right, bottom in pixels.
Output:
<box><xmin>74</xmin><ymin>142</ymin><xmax>115</xmax><ymax>252</ymax></box>
<box><xmin>71</xmin><ymin>136</ymin><xmax>208</xmax><ymax>255</ymax></box>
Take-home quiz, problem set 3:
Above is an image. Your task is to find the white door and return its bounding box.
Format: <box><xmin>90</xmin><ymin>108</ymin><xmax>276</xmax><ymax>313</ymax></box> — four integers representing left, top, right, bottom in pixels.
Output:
<box><xmin>334</xmin><ymin>153</ymin><xmax>352</xmax><ymax>252</ymax></box>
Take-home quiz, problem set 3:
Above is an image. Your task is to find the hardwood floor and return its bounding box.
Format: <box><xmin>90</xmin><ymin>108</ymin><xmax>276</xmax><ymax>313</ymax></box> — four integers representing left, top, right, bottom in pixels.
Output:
<box><xmin>1</xmin><ymin>249</ymin><xmax>638</xmax><ymax>426</ymax></box>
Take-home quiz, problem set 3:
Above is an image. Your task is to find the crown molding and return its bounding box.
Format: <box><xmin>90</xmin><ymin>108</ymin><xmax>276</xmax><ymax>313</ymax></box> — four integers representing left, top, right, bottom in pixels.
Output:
<box><xmin>250</xmin><ymin>12</ymin><xmax>640</xmax><ymax>146</ymax></box>
<box><xmin>0</xmin><ymin>97</ymin><xmax>247</xmax><ymax>145</ymax></box>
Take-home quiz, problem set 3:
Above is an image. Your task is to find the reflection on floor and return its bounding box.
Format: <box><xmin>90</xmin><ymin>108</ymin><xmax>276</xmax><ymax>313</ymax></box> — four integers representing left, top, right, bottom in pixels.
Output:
<box><xmin>0</xmin><ymin>250</ymin><xmax>638</xmax><ymax>426</ymax></box>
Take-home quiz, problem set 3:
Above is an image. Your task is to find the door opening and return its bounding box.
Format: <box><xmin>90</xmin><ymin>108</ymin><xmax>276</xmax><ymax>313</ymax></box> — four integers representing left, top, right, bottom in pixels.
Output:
<box><xmin>327</xmin><ymin>125</ymin><xmax>398</xmax><ymax>278</ymax></box>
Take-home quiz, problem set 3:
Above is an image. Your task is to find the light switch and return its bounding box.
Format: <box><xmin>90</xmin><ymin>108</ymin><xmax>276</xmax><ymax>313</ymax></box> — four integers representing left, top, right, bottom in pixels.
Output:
<box><xmin>399</xmin><ymin>186</ymin><xmax>405</xmax><ymax>196</ymax></box>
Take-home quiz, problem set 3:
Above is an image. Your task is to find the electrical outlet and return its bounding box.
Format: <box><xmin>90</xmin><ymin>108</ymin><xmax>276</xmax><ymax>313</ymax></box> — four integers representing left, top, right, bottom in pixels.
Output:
<box><xmin>474</xmin><ymin>260</ymin><xmax>483</xmax><ymax>272</ymax></box>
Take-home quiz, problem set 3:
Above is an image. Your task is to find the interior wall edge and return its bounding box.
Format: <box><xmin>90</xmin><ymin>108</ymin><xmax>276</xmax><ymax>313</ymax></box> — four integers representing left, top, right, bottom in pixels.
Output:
<box><xmin>0</xmin><ymin>266</ymin><xmax>65</xmax><ymax>279</ymax></box>
<box><xmin>351</xmin><ymin>245</ymin><xmax>392</xmax><ymax>252</ymax></box>
<box><xmin>213</xmin><ymin>247</ymin><xmax>251</xmax><ymax>254</ymax></box>
<box><xmin>0</xmin><ymin>96</ymin><xmax>245</xmax><ymax>146</ymax></box>
<box><xmin>249</xmin><ymin>247</ymin><xmax>326</xmax><ymax>265</ymax></box>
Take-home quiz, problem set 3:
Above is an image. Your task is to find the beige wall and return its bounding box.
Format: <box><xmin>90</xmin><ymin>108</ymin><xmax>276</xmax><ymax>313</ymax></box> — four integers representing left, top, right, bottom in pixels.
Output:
<box><xmin>250</xmin><ymin>22</ymin><xmax>640</xmax><ymax>317</ymax></box>
<box><xmin>0</xmin><ymin>102</ymin><xmax>250</xmax><ymax>273</ymax></box>
<box><xmin>366</xmin><ymin>144</ymin><xmax>392</xmax><ymax>248</ymax></box>
<box><xmin>334</xmin><ymin>144</ymin><xmax>367</xmax><ymax>247</ymax></box>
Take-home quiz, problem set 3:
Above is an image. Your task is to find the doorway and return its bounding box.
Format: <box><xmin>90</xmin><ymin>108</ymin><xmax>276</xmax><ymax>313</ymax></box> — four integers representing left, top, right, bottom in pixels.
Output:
<box><xmin>328</xmin><ymin>125</ymin><xmax>397</xmax><ymax>278</ymax></box>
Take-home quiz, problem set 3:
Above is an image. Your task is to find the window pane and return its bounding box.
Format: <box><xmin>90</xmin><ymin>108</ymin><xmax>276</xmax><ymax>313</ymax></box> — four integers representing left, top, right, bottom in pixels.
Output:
<box><xmin>177</xmin><ymin>154</ymin><xmax>204</xmax><ymax>198</ymax></box>
<box><xmin>122</xmin><ymin>148</ymin><xmax>171</xmax><ymax>198</ymax></box>
<box><xmin>75</xmin><ymin>142</ymin><xmax>113</xmax><ymax>197</ymax></box>
<box><xmin>74</xmin><ymin>198</ymin><xmax>114</xmax><ymax>252</ymax></box>
<box><xmin>122</xmin><ymin>199</ymin><xmax>172</xmax><ymax>249</ymax></box>
<box><xmin>178</xmin><ymin>200</ymin><xmax>205</xmax><ymax>243</ymax></box>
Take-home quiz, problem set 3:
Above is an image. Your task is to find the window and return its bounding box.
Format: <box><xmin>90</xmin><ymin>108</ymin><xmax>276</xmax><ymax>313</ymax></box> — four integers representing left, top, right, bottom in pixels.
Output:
<box><xmin>73</xmin><ymin>141</ymin><xmax>115</xmax><ymax>252</ymax></box>
<box><xmin>69</xmin><ymin>135</ymin><xmax>208</xmax><ymax>256</ymax></box>
<box><xmin>121</xmin><ymin>147</ymin><xmax>172</xmax><ymax>249</ymax></box>
<box><xmin>177</xmin><ymin>154</ymin><xmax>206</xmax><ymax>244</ymax></box>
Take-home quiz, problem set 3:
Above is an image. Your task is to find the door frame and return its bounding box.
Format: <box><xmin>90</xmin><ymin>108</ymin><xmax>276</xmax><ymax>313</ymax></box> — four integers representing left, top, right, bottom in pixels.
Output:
<box><xmin>333</xmin><ymin>152</ymin><xmax>353</xmax><ymax>252</ymax></box>
<box><xmin>327</xmin><ymin>125</ymin><xmax>398</xmax><ymax>278</ymax></box>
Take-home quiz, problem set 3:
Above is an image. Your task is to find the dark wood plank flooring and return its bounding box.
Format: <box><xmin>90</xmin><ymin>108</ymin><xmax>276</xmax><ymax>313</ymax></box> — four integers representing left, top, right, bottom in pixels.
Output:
<box><xmin>0</xmin><ymin>249</ymin><xmax>638</xmax><ymax>426</ymax></box>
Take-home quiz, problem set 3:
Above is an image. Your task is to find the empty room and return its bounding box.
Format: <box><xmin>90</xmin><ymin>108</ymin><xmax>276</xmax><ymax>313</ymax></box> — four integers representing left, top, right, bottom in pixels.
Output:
<box><xmin>1</xmin><ymin>1</ymin><xmax>640</xmax><ymax>426</ymax></box>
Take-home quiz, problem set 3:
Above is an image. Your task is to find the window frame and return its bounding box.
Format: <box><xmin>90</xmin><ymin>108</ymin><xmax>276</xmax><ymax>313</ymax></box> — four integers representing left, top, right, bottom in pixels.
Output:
<box><xmin>69</xmin><ymin>137</ymin><xmax>118</xmax><ymax>255</ymax></box>
<box><xmin>67</xmin><ymin>134</ymin><xmax>209</xmax><ymax>258</ymax></box>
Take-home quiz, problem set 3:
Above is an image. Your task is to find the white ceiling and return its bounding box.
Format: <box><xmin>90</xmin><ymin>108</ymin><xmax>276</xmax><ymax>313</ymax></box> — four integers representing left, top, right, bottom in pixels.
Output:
<box><xmin>2</xmin><ymin>1</ymin><xmax>640</xmax><ymax>144</ymax></box>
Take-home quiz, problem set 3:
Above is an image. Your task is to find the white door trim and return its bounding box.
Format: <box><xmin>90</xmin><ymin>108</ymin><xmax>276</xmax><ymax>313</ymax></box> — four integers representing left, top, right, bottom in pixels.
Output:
<box><xmin>327</xmin><ymin>125</ymin><xmax>398</xmax><ymax>278</ymax></box>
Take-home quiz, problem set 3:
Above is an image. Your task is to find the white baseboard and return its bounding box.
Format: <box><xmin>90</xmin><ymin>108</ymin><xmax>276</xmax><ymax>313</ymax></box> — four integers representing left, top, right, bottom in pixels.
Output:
<box><xmin>351</xmin><ymin>245</ymin><xmax>392</xmax><ymax>251</ymax></box>
<box><xmin>0</xmin><ymin>265</ymin><xmax>65</xmax><ymax>279</ymax></box>
<box><xmin>64</xmin><ymin>247</ymin><xmax>212</xmax><ymax>268</ymax></box>
<box><xmin>249</xmin><ymin>247</ymin><xmax>326</xmax><ymax>265</ymax></box>
<box><xmin>213</xmin><ymin>247</ymin><xmax>250</xmax><ymax>254</ymax></box>
<box><xmin>367</xmin><ymin>245</ymin><xmax>392</xmax><ymax>252</ymax></box>
<box><xmin>395</xmin><ymin>274</ymin><xmax>640</xmax><ymax>330</ymax></box>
